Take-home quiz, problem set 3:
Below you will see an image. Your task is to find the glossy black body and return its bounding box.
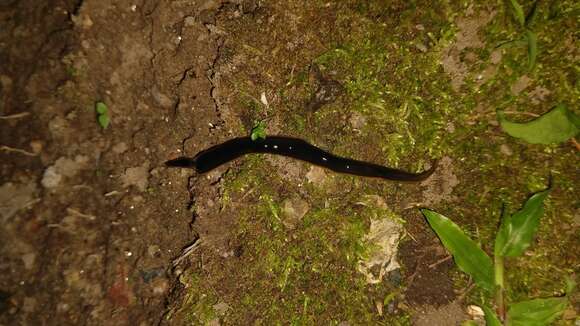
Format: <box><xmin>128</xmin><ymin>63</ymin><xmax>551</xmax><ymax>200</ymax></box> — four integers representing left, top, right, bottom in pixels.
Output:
<box><xmin>165</xmin><ymin>136</ymin><xmax>436</xmax><ymax>181</ymax></box>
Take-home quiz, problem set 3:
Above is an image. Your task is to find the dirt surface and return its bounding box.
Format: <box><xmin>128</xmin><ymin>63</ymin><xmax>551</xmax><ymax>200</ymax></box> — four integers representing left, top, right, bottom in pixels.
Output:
<box><xmin>1</xmin><ymin>0</ymin><xmax>578</xmax><ymax>325</ymax></box>
<box><xmin>1</xmin><ymin>0</ymin><xmax>230</xmax><ymax>324</ymax></box>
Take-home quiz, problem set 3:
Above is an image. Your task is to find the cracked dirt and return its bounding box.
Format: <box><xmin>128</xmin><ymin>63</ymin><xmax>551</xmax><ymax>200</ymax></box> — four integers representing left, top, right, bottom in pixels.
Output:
<box><xmin>0</xmin><ymin>0</ymin><xmax>238</xmax><ymax>324</ymax></box>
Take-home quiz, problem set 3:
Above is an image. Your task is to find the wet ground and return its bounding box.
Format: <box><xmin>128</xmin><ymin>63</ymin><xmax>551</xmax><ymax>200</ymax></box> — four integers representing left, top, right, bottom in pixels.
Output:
<box><xmin>1</xmin><ymin>0</ymin><xmax>578</xmax><ymax>325</ymax></box>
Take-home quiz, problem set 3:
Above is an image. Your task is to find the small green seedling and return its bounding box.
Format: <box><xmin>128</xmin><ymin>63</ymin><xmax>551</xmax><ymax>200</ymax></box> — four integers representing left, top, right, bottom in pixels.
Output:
<box><xmin>95</xmin><ymin>101</ymin><xmax>110</xmax><ymax>129</ymax></box>
<box><xmin>421</xmin><ymin>189</ymin><xmax>574</xmax><ymax>325</ymax></box>
<box><xmin>498</xmin><ymin>104</ymin><xmax>580</xmax><ymax>144</ymax></box>
<box><xmin>251</xmin><ymin>120</ymin><xmax>267</xmax><ymax>141</ymax></box>
<box><xmin>500</xmin><ymin>0</ymin><xmax>540</xmax><ymax>70</ymax></box>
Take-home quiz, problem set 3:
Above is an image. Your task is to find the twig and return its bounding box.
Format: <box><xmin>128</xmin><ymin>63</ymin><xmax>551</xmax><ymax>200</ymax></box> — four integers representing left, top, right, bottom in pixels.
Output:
<box><xmin>0</xmin><ymin>145</ymin><xmax>37</xmax><ymax>156</ymax></box>
<box><xmin>570</xmin><ymin>138</ymin><xmax>580</xmax><ymax>151</ymax></box>
<box><xmin>428</xmin><ymin>255</ymin><xmax>453</xmax><ymax>269</ymax></box>
<box><xmin>406</xmin><ymin>252</ymin><xmax>427</xmax><ymax>287</ymax></box>
<box><xmin>172</xmin><ymin>239</ymin><xmax>202</xmax><ymax>268</ymax></box>
<box><xmin>404</xmin><ymin>229</ymin><xmax>418</xmax><ymax>243</ymax></box>
<box><xmin>495</xmin><ymin>110</ymin><xmax>540</xmax><ymax>118</ymax></box>
<box><xmin>0</xmin><ymin>112</ymin><xmax>30</xmax><ymax>120</ymax></box>
<box><xmin>22</xmin><ymin>199</ymin><xmax>41</xmax><ymax>210</ymax></box>
<box><xmin>66</xmin><ymin>208</ymin><xmax>96</xmax><ymax>220</ymax></box>
<box><xmin>457</xmin><ymin>280</ymin><xmax>476</xmax><ymax>301</ymax></box>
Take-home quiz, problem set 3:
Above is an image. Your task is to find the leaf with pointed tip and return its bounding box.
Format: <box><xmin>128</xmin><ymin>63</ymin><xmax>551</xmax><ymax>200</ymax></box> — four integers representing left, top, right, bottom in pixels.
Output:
<box><xmin>421</xmin><ymin>209</ymin><xmax>494</xmax><ymax>293</ymax></box>
<box><xmin>525</xmin><ymin>0</ymin><xmax>539</xmax><ymax>27</ymax></box>
<box><xmin>482</xmin><ymin>305</ymin><xmax>502</xmax><ymax>326</ymax></box>
<box><xmin>526</xmin><ymin>30</ymin><xmax>538</xmax><ymax>71</ymax></box>
<box><xmin>495</xmin><ymin>190</ymin><xmax>549</xmax><ymax>257</ymax></box>
<box><xmin>509</xmin><ymin>0</ymin><xmax>526</xmax><ymax>27</ymax></box>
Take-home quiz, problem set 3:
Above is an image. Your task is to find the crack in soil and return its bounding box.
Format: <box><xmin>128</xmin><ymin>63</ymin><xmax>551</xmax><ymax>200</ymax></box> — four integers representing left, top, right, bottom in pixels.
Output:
<box><xmin>204</xmin><ymin>4</ymin><xmax>227</xmax><ymax>133</ymax></box>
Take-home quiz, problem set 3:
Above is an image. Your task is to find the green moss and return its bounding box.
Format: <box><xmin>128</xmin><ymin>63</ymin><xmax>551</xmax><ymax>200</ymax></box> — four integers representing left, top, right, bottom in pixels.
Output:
<box><xmin>186</xmin><ymin>0</ymin><xmax>578</xmax><ymax>323</ymax></box>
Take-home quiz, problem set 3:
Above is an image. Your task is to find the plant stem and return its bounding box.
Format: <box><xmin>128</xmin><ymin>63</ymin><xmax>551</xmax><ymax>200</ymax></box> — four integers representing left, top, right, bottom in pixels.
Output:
<box><xmin>494</xmin><ymin>254</ymin><xmax>506</xmax><ymax>321</ymax></box>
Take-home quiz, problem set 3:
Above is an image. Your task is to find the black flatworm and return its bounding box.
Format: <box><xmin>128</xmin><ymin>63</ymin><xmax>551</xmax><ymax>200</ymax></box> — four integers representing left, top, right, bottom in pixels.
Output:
<box><xmin>165</xmin><ymin>136</ymin><xmax>436</xmax><ymax>182</ymax></box>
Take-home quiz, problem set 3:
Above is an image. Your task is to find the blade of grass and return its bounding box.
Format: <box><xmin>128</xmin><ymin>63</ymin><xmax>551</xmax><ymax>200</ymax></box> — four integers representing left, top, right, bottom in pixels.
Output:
<box><xmin>509</xmin><ymin>0</ymin><xmax>526</xmax><ymax>27</ymax></box>
<box><xmin>526</xmin><ymin>30</ymin><xmax>538</xmax><ymax>71</ymax></box>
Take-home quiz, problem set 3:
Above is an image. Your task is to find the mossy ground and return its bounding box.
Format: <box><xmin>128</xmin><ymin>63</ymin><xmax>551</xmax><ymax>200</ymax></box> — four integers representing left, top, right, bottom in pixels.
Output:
<box><xmin>185</xmin><ymin>1</ymin><xmax>578</xmax><ymax>324</ymax></box>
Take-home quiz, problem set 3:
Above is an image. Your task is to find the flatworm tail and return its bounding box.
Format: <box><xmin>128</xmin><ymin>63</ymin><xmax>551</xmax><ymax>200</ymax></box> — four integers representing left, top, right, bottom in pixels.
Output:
<box><xmin>165</xmin><ymin>157</ymin><xmax>196</xmax><ymax>168</ymax></box>
<box><xmin>165</xmin><ymin>136</ymin><xmax>436</xmax><ymax>182</ymax></box>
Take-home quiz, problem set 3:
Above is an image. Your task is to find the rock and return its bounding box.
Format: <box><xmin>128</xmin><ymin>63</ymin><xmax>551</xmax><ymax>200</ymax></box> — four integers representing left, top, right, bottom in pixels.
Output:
<box><xmin>41</xmin><ymin>156</ymin><xmax>89</xmax><ymax>190</ymax></box>
<box><xmin>41</xmin><ymin>166</ymin><xmax>63</xmax><ymax>189</ymax></box>
<box><xmin>151</xmin><ymin>86</ymin><xmax>174</xmax><ymax>109</ymax></box>
<box><xmin>184</xmin><ymin>16</ymin><xmax>196</xmax><ymax>27</ymax></box>
<box><xmin>421</xmin><ymin>156</ymin><xmax>459</xmax><ymax>205</ymax></box>
<box><xmin>21</xmin><ymin>253</ymin><xmax>36</xmax><ymax>270</ymax></box>
<box><xmin>511</xmin><ymin>75</ymin><xmax>531</xmax><ymax>95</ymax></box>
<box><xmin>500</xmin><ymin>144</ymin><xmax>513</xmax><ymax>156</ymax></box>
<box><xmin>305</xmin><ymin>166</ymin><xmax>327</xmax><ymax>185</ymax></box>
<box><xmin>48</xmin><ymin>116</ymin><xmax>69</xmax><ymax>137</ymax></box>
<box><xmin>281</xmin><ymin>197</ymin><xmax>310</xmax><ymax>229</ymax></box>
<box><xmin>112</xmin><ymin>142</ymin><xmax>128</xmax><ymax>154</ymax></box>
<box><xmin>121</xmin><ymin>162</ymin><xmax>150</xmax><ymax>192</ymax></box>
<box><xmin>349</xmin><ymin>112</ymin><xmax>367</xmax><ymax>130</ymax></box>
<box><xmin>22</xmin><ymin>297</ymin><xmax>36</xmax><ymax>313</ymax></box>
<box><xmin>29</xmin><ymin>140</ymin><xmax>43</xmax><ymax>154</ymax></box>
<box><xmin>358</xmin><ymin>217</ymin><xmax>403</xmax><ymax>284</ymax></box>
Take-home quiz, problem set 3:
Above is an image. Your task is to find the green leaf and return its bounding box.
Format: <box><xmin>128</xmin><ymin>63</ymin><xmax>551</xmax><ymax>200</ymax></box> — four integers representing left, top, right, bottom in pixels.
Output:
<box><xmin>495</xmin><ymin>190</ymin><xmax>549</xmax><ymax>257</ymax></box>
<box><xmin>526</xmin><ymin>30</ymin><xmax>538</xmax><ymax>71</ymax></box>
<box><xmin>482</xmin><ymin>305</ymin><xmax>502</xmax><ymax>326</ymax></box>
<box><xmin>524</xmin><ymin>0</ymin><xmax>539</xmax><ymax>27</ymax></box>
<box><xmin>98</xmin><ymin>114</ymin><xmax>110</xmax><ymax>129</ymax></box>
<box><xmin>496</xmin><ymin>38</ymin><xmax>528</xmax><ymax>50</ymax></box>
<box><xmin>251</xmin><ymin>121</ymin><xmax>267</xmax><ymax>141</ymax></box>
<box><xmin>421</xmin><ymin>209</ymin><xmax>494</xmax><ymax>293</ymax></box>
<box><xmin>507</xmin><ymin>297</ymin><xmax>568</xmax><ymax>326</ymax></box>
<box><xmin>509</xmin><ymin>0</ymin><xmax>526</xmax><ymax>27</ymax></box>
<box><xmin>95</xmin><ymin>102</ymin><xmax>108</xmax><ymax>114</ymax></box>
<box><xmin>498</xmin><ymin>104</ymin><xmax>580</xmax><ymax>144</ymax></box>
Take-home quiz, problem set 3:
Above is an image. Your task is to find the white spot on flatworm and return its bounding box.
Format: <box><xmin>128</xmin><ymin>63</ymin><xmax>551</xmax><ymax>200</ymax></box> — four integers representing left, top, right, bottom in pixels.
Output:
<box><xmin>273</xmin><ymin>145</ymin><xmax>278</xmax><ymax>149</ymax></box>
<box><xmin>289</xmin><ymin>146</ymin><xmax>292</xmax><ymax>150</ymax></box>
<box><xmin>346</xmin><ymin>165</ymin><xmax>350</xmax><ymax>169</ymax></box>
<box><xmin>264</xmin><ymin>145</ymin><xmax>268</xmax><ymax>148</ymax></box>
<box><xmin>322</xmin><ymin>157</ymin><xmax>327</xmax><ymax>161</ymax></box>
